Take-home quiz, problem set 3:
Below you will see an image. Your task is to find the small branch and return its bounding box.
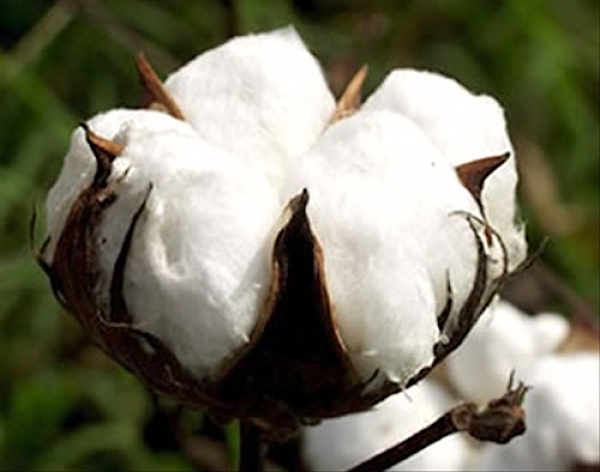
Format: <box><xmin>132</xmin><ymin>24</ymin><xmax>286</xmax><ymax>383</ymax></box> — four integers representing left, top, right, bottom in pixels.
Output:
<box><xmin>346</xmin><ymin>374</ymin><xmax>529</xmax><ymax>472</ymax></box>
<box><xmin>346</xmin><ymin>410</ymin><xmax>457</xmax><ymax>472</ymax></box>
<box><xmin>240</xmin><ymin>420</ymin><xmax>262</xmax><ymax>472</ymax></box>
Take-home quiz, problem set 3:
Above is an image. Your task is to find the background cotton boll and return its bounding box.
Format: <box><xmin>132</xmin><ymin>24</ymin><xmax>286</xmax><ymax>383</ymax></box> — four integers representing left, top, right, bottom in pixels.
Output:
<box><xmin>445</xmin><ymin>299</ymin><xmax>570</xmax><ymax>404</ymax></box>
<box><xmin>165</xmin><ymin>26</ymin><xmax>335</xmax><ymax>189</ymax></box>
<box><xmin>303</xmin><ymin>381</ymin><xmax>472</xmax><ymax>471</ymax></box>
<box><xmin>287</xmin><ymin>110</ymin><xmax>483</xmax><ymax>383</ymax></box>
<box><xmin>105</xmin><ymin>128</ymin><xmax>281</xmax><ymax>377</ymax></box>
<box><xmin>363</xmin><ymin>69</ymin><xmax>526</xmax><ymax>271</ymax></box>
<box><xmin>474</xmin><ymin>353</ymin><xmax>600</xmax><ymax>471</ymax></box>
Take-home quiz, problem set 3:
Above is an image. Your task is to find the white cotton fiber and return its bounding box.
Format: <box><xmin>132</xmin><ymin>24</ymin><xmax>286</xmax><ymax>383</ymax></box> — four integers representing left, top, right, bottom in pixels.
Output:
<box><xmin>44</xmin><ymin>109</ymin><xmax>177</xmax><ymax>261</ymax></box>
<box><xmin>303</xmin><ymin>380</ymin><xmax>472</xmax><ymax>471</ymax></box>
<box><xmin>475</xmin><ymin>353</ymin><xmax>600</xmax><ymax>471</ymax></box>
<box><xmin>286</xmin><ymin>110</ymin><xmax>484</xmax><ymax>384</ymax></box>
<box><xmin>445</xmin><ymin>299</ymin><xmax>570</xmax><ymax>404</ymax></box>
<box><xmin>46</xmin><ymin>109</ymin><xmax>281</xmax><ymax>377</ymax></box>
<box><xmin>363</xmin><ymin>69</ymin><xmax>526</xmax><ymax>270</ymax></box>
<box><xmin>165</xmin><ymin>26</ymin><xmax>335</xmax><ymax>190</ymax></box>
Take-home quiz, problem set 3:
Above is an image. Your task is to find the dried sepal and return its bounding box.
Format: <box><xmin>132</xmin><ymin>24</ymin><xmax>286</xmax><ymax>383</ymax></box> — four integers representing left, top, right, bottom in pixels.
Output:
<box><xmin>433</xmin><ymin>213</ymin><xmax>509</xmax><ymax>361</ymax></box>
<box><xmin>455</xmin><ymin>152</ymin><xmax>510</xmax><ymax>214</ymax></box>
<box><xmin>81</xmin><ymin>122</ymin><xmax>124</xmax><ymax>187</ymax></box>
<box><xmin>212</xmin><ymin>189</ymin><xmax>389</xmax><ymax>436</ymax></box>
<box><xmin>40</xmin><ymin>125</ymin><xmax>122</xmax><ymax>316</ymax></box>
<box><xmin>329</xmin><ymin>65</ymin><xmax>368</xmax><ymax>123</ymax></box>
<box><xmin>31</xmin><ymin>206</ymin><xmax>68</xmax><ymax>309</ymax></box>
<box><xmin>38</xmin><ymin>125</ymin><xmax>226</xmax><ymax>413</ymax></box>
<box><xmin>137</xmin><ymin>53</ymin><xmax>186</xmax><ymax>120</ymax></box>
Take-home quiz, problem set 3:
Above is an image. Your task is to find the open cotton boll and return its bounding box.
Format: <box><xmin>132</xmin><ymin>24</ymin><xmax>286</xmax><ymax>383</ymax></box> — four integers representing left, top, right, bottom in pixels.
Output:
<box><xmin>165</xmin><ymin>26</ymin><xmax>335</xmax><ymax>190</ymax></box>
<box><xmin>445</xmin><ymin>299</ymin><xmax>570</xmax><ymax>404</ymax></box>
<box><xmin>475</xmin><ymin>353</ymin><xmax>600</xmax><ymax>471</ymax></box>
<box><xmin>363</xmin><ymin>69</ymin><xmax>526</xmax><ymax>271</ymax></box>
<box><xmin>287</xmin><ymin>110</ymin><xmax>483</xmax><ymax>385</ymax></box>
<box><xmin>303</xmin><ymin>380</ymin><xmax>472</xmax><ymax>471</ymax></box>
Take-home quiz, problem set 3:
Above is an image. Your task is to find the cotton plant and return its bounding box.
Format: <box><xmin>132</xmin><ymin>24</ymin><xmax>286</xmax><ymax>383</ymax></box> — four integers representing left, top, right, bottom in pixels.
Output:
<box><xmin>37</xmin><ymin>26</ymin><xmax>528</xmax><ymax>465</ymax></box>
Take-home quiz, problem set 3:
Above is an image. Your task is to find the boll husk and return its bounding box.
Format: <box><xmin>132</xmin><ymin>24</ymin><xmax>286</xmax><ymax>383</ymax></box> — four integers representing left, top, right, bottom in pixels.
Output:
<box><xmin>38</xmin><ymin>26</ymin><xmax>527</xmax><ymax>436</ymax></box>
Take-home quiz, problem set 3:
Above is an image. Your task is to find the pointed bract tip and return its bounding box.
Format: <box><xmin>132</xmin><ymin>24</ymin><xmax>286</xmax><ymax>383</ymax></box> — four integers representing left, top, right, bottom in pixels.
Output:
<box><xmin>136</xmin><ymin>52</ymin><xmax>185</xmax><ymax>121</ymax></box>
<box><xmin>455</xmin><ymin>152</ymin><xmax>510</xmax><ymax>209</ymax></box>
<box><xmin>81</xmin><ymin>123</ymin><xmax>124</xmax><ymax>186</ymax></box>
<box><xmin>330</xmin><ymin>64</ymin><xmax>369</xmax><ymax>123</ymax></box>
<box><xmin>288</xmin><ymin>188</ymin><xmax>310</xmax><ymax>215</ymax></box>
<box><xmin>81</xmin><ymin>123</ymin><xmax>124</xmax><ymax>159</ymax></box>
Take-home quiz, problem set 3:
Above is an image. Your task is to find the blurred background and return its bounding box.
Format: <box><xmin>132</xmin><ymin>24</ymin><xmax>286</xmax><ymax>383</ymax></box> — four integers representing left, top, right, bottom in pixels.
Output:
<box><xmin>0</xmin><ymin>0</ymin><xmax>598</xmax><ymax>470</ymax></box>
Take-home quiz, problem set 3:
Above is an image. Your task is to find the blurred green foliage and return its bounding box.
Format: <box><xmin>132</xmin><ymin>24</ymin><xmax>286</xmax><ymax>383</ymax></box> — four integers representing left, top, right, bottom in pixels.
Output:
<box><xmin>0</xmin><ymin>0</ymin><xmax>598</xmax><ymax>470</ymax></box>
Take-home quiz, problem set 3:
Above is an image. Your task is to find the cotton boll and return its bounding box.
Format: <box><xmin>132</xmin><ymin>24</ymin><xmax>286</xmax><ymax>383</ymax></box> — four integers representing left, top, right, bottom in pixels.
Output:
<box><xmin>303</xmin><ymin>380</ymin><xmax>473</xmax><ymax>471</ymax></box>
<box><xmin>445</xmin><ymin>299</ymin><xmax>570</xmax><ymax>404</ymax></box>
<box><xmin>363</xmin><ymin>69</ymin><xmax>526</xmax><ymax>271</ymax></box>
<box><xmin>41</xmin><ymin>28</ymin><xmax>531</xmax><ymax>430</ymax></box>
<box><xmin>475</xmin><ymin>353</ymin><xmax>600</xmax><ymax>471</ymax></box>
<box><xmin>287</xmin><ymin>110</ymin><xmax>484</xmax><ymax>384</ymax></box>
<box><xmin>165</xmin><ymin>26</ymin><xmax>335</xmax><ymax>190</ymax></box>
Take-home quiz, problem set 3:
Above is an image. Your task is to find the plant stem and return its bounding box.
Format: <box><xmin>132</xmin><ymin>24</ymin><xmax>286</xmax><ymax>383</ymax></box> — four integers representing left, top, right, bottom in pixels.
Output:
<box><xmin>345</xmin><ymin>411</ymin><xmax>457</xmax><ymax>472</ymax></box>
<box><xmin>346</xmin><ymin>375</ymin><xmax>528</xmax><ymax>472</ymax></box>
<box><xmin>240</xmin><ymin>420</ymin><xmax>261</xmax><ymax>472</ymax></box>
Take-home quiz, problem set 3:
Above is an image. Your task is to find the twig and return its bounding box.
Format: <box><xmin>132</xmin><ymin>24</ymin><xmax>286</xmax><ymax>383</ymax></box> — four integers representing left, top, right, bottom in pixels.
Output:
<box><xmin>346</xmin><ymin>373</ymin><xmax>529</xmax><ymax>472</ymax></box>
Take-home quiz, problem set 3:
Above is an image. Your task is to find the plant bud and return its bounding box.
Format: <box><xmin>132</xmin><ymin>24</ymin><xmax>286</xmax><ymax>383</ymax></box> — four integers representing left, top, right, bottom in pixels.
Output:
<box><xmin>38</xmin><ymin>26</ymin><xmax>527</xmax><ymax>437</ymax></box>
